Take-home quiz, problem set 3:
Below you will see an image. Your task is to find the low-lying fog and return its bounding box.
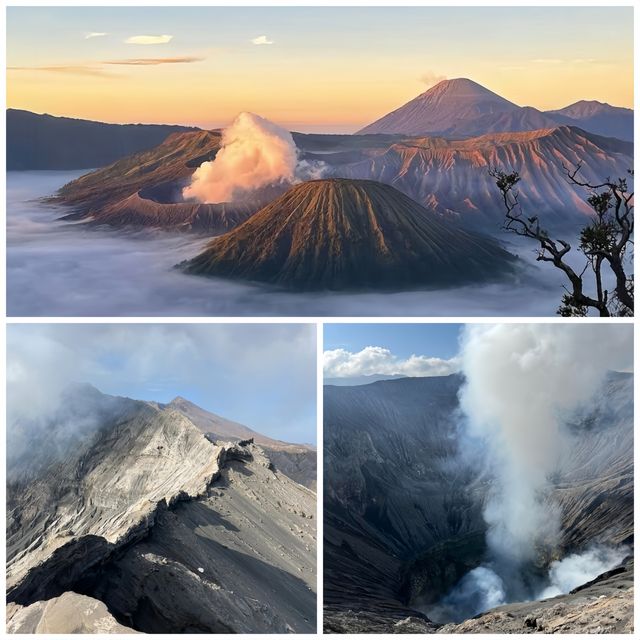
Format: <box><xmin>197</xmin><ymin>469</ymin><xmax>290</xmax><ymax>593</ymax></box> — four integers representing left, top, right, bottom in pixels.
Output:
<box><xmin>8</xmin><ymin>171</ymin><xmax>576</xmax><ymax>317</ymax></box>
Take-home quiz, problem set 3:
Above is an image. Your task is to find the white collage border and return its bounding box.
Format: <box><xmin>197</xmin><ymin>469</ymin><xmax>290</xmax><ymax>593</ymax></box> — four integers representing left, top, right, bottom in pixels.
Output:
<box><xmin>1</xmin><ymin>0</ymin><xmax>638</xmax><ymax>637</ymax></box>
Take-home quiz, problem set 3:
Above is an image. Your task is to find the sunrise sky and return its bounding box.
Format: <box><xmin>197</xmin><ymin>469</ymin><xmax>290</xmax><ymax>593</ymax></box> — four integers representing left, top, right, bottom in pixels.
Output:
<box><xmin>6</xmin><ymin>6</ymin><xmax>634</xmax><ymax>133</ymax></box>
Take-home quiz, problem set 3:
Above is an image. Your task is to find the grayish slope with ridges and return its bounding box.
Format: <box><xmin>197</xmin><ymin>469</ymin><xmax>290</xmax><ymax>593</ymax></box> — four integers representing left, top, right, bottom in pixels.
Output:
<box><xmin>324</xmin><ymin>372</ymin><xmax>633</xmax><ymax>631</ymax></box>
<box><xmin>7</xmin><ymin>387</ymin><xmax>317</xmax><ymax>633</ymax></box>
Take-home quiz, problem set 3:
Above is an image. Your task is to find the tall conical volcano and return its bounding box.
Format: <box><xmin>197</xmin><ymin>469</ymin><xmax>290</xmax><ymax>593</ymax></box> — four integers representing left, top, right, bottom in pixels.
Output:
<box><xmin>182</xmin><ymin>178</ymin><xmax>516</xmax><ymax>291</ymax></box>
<box><xmin>357</xmin><ymin>78</ymin><xmax>519</xmax><ymax>135</ymax></box>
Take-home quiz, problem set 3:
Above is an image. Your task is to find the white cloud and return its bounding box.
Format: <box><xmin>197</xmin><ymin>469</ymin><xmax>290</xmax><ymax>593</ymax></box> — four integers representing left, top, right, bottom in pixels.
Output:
<box><xmin>125</xmin><ymin>34</ymin><xmax>173</xmax><ymax>45</ymax></box>
<box><xmin>532</xmin><ymin>58</ymin><xmax>563</xmax><ymax>64</ymax></box>
<box><xmin>323</xmin><ymin>346</ymin><xmax>460</xmax><ymax>379</ymax></box>
<box><xmin>251</xmin><ymin>35</ymin><xmax>274</xmax><ymax>45</ymax></box>
<box><xmin>420</xmin><ymin>70</ymin><xmax>446</xmax><ymax>87</ymax></box>
<box><xmin>7</xmin><ymin>324</ymin><xmax>318</xmax><ymax>470</ymax></box>
<box><xmin>7</xmin><ymin>324</ymin><xmax>316</xmax><ymax>433</ymax></box>
<box><xmin>85</xmin><ymin>32</ymin><xmax>108</xmax><ymax>39</ymax></box>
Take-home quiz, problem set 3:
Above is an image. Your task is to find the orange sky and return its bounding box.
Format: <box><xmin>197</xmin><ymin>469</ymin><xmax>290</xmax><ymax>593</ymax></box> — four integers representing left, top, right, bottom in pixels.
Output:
<box><xmin>7</xmin><ymin>6</ymin><xmax>634</xmax><ymax>133</ymax></box>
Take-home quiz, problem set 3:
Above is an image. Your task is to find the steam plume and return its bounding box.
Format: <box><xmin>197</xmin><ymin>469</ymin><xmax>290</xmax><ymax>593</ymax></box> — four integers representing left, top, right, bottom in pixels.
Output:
<box><xmin>183</xmin><ymin>112</ymin><xmax>324</xmax><ymax>204</ymax></box>
<box><xmin>459</xmin><ymin>323</ymin><xmax>631</xmax><ymax>567</ymax></box>
<box><xmin>428</xmin><ymin>324</ymin><xmax>633</xmax><ymax>621</ymax></box>
<box><xmin>7</xmin><ymin>324</ymin><xmax>317</xmax><ymax>479</ymax></box>
<box><xmin>538</xmin><ymin>545</ymin><xmax>629</xmax><ymax>599</ymax></box>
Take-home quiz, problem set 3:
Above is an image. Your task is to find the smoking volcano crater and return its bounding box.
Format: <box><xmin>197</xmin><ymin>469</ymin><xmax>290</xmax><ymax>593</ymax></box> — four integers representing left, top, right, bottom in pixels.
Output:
<box><xmin>323</xmin><ymin>370</ymin><xmax>633</xmax><ymax>633</ymax></box>
<box><xmin>51</xmin><ymin>127</ymin><xmax>286</xmax><ymax>233</ymax></box>
<box><xmin>68</xmin><ymin>176</ymin><xmax>281</xmax><ymax>234</ymax></box>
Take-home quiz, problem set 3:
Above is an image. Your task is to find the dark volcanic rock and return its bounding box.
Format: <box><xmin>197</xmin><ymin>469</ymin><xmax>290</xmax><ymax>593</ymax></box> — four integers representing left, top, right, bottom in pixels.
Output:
<box><xmin>76</xmin><ymin>445</ymin><xmax>317</xmax><ymax>634</ymax></box>
<box><xmin>323</xmin><ymin>375</ymin><xmax>486</xmax><ymax>631</ymax></box>
<box><xmin>183</xmin><ymin>179</ymin><xmax>517</xmax><ymax>291</ymax></box>
<box><xmin>323</xmin><ymin>372</ymin><xmax>633</xmax><ymax>633</ymax></box>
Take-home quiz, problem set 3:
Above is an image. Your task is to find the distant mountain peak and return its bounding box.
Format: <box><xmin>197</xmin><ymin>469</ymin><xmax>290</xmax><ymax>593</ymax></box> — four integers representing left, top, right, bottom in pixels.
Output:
<box><xmin>544</xmin><ymin>100</ymin><xmax>633</xmax><ymax>141</ymax></box>
<box><xmin>548</xmin><ymin>99</ymin><xmax>632</xmax><ymax>118</ymax></box>
<box><xmin>357</xmin><ymin>78</ymin><xmax>633</xmax><ymax>141</ymax></box>
<box><xmin>358</xmin><ymin>77</ymin><xmax>518</xmax><ymax>135</ymax></box>
<box><xmin>421</xmin><ymin>77</ymin><xmax>506</xmax><ymax>98</ymax></box>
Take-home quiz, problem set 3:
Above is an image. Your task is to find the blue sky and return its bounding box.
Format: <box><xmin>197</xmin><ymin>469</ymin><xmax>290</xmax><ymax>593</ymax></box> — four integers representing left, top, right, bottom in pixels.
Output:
<box><xmin>7</xmin><ymin>324</ymin><xmax>317</xmax><ymax>445</ymax></box>
<box><xmin>8</xmin><ymin>6</ymin><xmax>631</xmax><ymax>64</ymax></box>
<box><xmin>324</xmin><ymin>323</ymin><xmax>463</xmax><ymax>360</ymax></box>
<box><xmin>323</xmin><ymin>324</ymin><xmax>464</xmax><ymax>379</ymax></box>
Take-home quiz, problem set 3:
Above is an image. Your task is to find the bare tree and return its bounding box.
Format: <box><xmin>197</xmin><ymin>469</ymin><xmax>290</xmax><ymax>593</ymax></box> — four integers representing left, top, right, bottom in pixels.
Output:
<box><xmin>490</xmin><ymin>164</ymin><xmax>633</xmax><ymax>317</ymax></box>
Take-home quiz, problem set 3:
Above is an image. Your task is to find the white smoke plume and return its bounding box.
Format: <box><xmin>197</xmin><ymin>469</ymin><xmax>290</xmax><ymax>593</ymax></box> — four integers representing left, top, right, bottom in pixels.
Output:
<box><xmin>425</xmin><ymin>324</ymin><xmax>633</xmax><ymax>622</ymax></box>
<box><xmin>183</xmin><ymin>112</ymin><xmax>326</xmax><ymax>203</ymax></box>
<box><xmin>538</xmin><ymin>545</ymin><xmax>630</xmax><ymax>599</ymax></box>
<box><xmin>426</xmin><ymin>566</ymin><xmax>506</xmax><ymax>623</ymax></box>
<box><xmin>430</xmin><ymin>324</ymin><xmax>633</xmax><ymax>621</ymax></box>
<box><xmin>430</xmin><ymin>544</ymin><xmax>628</xmax><ymax>623</ymax></box>
<box><xmin>7</xmin><ymin>324</ymin><xmax>317</xmax><ymax>480</ymax></box>
<box><xmin>459</xmin><ymin>323</ymin><xmax>632</xmax><ymax>567</ymax></box>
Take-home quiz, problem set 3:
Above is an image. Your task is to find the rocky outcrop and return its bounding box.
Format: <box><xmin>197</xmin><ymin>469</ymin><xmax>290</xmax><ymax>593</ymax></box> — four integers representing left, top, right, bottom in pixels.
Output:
<box><xmin>167</xmin><ymin>396</ymin><xmax>317</xmax><ymax>490</ymax></box>
<box><xmin>85</xmin><ymin>443</ymin><xmax>316</xmax><ymax>633</ymax></box>
<box><xmin>323</xmin><ymin>372</ymin><xmax>633</xmax><ymax>633</ymax></box>
<box><xmin>437</xmin><ymin>560</ymin><xmax>633</xmax><ymax>634</ymax></box>
<box><xmin>7</xmin><ymin>387</ymin><xmax>316</xmax><ymax>633</ymax></box>
<box><xmin>7</xmin><ymin>593</ymin><xmax>138</xmax><ymax>634</ymax></box>
<box><xmin>7</xmin><ymin>398</ymin><xmax>224</xmax><ymax>604</ymax></box>
<box><xmin>183</xmin><ymin>179</ymin><xmax>516</xmax><ymax>291</ymax></box>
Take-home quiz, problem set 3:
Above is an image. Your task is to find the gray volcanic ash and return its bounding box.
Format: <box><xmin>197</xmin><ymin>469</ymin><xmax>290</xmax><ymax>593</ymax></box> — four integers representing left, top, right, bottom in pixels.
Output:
<box><xmin>7</xmin><ymin>386</ymin><xmax>316</xmax><ymax>634</ymax></box>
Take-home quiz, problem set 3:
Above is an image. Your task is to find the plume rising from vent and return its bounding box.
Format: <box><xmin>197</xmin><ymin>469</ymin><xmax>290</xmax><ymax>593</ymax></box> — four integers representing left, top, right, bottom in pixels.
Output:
<box><xmin>427</xmin><ymin>324</ymin><xmax>633</xmax><ymax>621</ymax></box>
<box><xmin>183</xmin><ymin>112</ymin><xmax>326</xmax><ymax>203</ymax></box>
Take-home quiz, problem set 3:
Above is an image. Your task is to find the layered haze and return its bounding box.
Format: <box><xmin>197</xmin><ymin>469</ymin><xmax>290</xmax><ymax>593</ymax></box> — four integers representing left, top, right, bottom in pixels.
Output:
<box><xmin>8</xmin><ymin>172</ymin><xmax>569</xmax><ymax>316</ymax></box>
